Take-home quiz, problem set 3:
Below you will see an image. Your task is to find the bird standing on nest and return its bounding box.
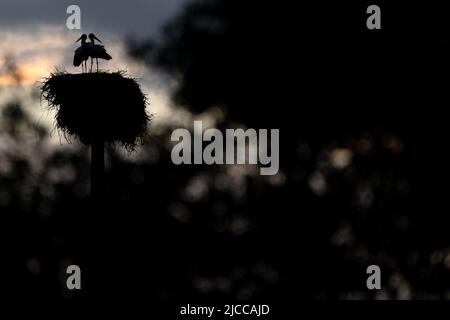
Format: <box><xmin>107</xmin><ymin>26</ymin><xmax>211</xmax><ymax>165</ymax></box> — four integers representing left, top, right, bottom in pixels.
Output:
<box><xmin>73</xmin><ymin>34</ymin><xmax>89</xmax><ymax>73</ymax></box>
<box><xmin>87</xmin><ymin>33</ymin><xmax>112</xmax><ymax>72</ymax></box>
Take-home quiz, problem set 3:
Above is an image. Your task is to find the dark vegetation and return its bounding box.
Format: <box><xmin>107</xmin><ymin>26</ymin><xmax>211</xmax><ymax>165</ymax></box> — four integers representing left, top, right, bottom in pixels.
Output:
<box><xmin>1</xmin><ymin>0</ymin><xmax>449</xmax><ymax>308</ymax></box>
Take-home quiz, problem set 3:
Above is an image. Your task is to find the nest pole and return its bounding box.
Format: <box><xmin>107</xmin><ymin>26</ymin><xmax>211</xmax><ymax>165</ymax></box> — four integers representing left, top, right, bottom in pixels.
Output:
<box><xmin>41</xmin><ymin>71</ymin><xmax>150</xmax><ymax>201</ymax></box>
<box><xmin>90</xmin><ymin>138</ymin><xmax>105</xmax><ymax>202</ymax></box>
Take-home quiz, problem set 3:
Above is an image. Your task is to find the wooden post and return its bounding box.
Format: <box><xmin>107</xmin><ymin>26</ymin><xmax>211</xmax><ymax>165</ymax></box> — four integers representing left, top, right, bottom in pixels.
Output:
<box><xmin>88</xmin><ymin>138</ymin><xmax>104</xmax><ymax>296</ymax></box>
<box><xmin>90</xmin><ymin>138</ymin><xmax>105</xmax><ymax>202</ymax></box>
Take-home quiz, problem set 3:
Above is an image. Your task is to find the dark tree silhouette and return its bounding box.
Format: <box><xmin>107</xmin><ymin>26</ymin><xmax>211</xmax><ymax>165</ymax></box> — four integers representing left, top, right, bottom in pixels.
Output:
<box><xmin>1</xmin><ymin>0</ymin><xmax>449</xmax><ymax>308</ymax></box>
<box><xmin>125</xmin><ymin>0</ymin><xmax>450</xmax><ymax>301</ymax></box>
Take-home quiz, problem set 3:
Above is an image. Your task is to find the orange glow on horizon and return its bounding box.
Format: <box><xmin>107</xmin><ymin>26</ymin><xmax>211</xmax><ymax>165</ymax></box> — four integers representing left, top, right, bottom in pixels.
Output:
<box><xmin>0</xmin><ymin>56</ymin><xmax>63</xmax><ymax>86</ymax></box>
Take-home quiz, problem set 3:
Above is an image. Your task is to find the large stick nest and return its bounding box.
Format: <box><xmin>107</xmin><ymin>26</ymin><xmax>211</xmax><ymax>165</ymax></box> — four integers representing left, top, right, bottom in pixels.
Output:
<box><xmin>41</xmin><ymin>71</ymin><xmax>150</xmax><ymax>150</ymax></box>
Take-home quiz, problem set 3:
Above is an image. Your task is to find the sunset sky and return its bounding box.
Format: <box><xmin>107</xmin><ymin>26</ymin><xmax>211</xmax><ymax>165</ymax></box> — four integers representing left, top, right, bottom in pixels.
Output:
<box><xmin>0</xmin><ymin>0</ymin><xmax>194</xmax><ymax>131</ymax></box>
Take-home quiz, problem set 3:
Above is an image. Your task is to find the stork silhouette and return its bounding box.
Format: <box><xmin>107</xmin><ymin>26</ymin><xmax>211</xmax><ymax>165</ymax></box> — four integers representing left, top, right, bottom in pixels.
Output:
<box><xmin>73</xmin><ymin>34</ymin><xmax>89</xmax><ymax>73</ymax></box>
<box><xmin>87</xmin><ymin>33</ymin><xmax>112</xmax><ymax>72</ymax></box>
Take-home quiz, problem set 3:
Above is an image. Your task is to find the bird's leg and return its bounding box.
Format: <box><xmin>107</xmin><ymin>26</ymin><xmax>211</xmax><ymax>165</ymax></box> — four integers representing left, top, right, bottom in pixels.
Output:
<box><xmin>90</xmin><ymin>58</ymin><xmax>93</xmax><ymax>73</ymax></box>
<box><xmin>96</xmin><ymin>58</ymin><xmax>99</xmax><ymax>72</ymax></box>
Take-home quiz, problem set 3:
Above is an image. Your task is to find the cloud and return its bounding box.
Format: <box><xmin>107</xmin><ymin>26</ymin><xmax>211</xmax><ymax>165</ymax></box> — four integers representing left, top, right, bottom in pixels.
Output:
<box><xmin>0</xmin><ymin>1</ymin><xmax>196</xmax><ymax>141</ymax></box>
<box><xmin>0</xmin><ymin>24</ymin><xmax>152</xmax><ymax>84</ymax></box>
<box><xmin>0</xmin><ymin>0</ymin><xmax>191</xmax><ymax>38</ymax></box>
<box><xmin>0</xmin><ymin>24</ymin><xmax>192</xmax><ymax>140</ymax></box>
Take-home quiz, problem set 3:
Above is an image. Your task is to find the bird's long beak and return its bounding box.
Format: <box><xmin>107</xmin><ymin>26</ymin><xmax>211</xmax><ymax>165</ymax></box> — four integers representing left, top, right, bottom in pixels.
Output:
<box><xmin>93</xmin><ymin>35</ymin><xmax>102</xmax><ymax>43</ymax></box>
<box><xmin>76</xmin><ymin>36</ymin><xmax>83</xmax><ymax>42</ymax></box>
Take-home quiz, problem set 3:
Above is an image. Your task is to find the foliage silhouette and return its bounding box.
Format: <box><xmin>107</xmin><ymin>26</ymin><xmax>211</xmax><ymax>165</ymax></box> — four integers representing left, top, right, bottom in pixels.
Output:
<box><xmin>124</xmin><ymin>0</ymin><xmax>450</xmax><ymax>300</ymax></box>
<box><xmin>1</xmin><ymin>0</ymin><xmax>449</xmax><ymax>305</ymax></box>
